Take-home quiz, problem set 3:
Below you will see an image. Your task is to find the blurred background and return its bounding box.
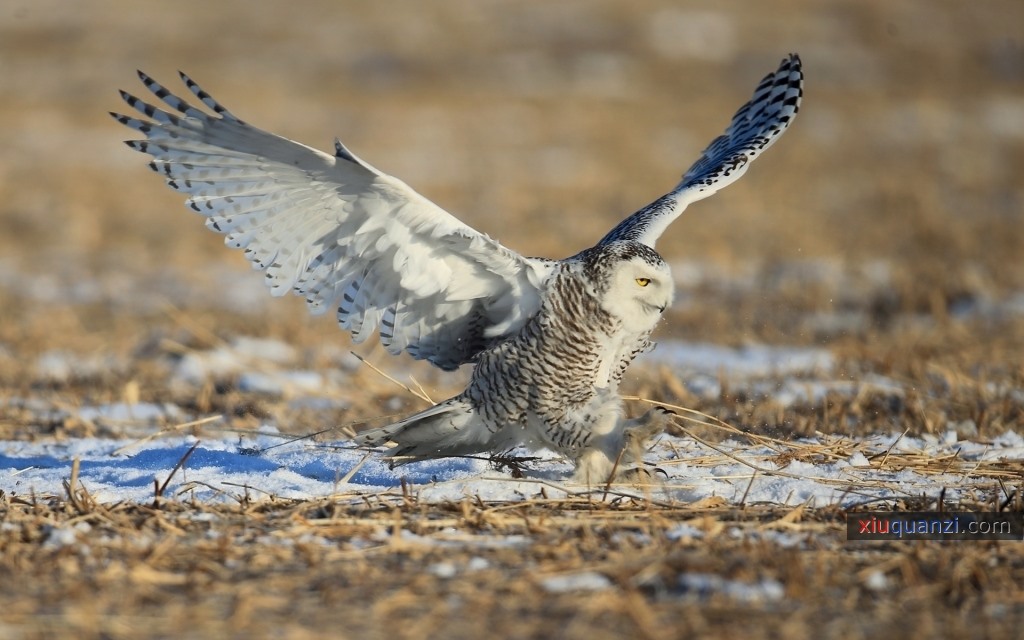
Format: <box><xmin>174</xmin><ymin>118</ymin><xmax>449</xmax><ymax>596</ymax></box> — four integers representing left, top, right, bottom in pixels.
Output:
<box><xmin>1</xmin><ymin>0</ymin><xmax>1022</xmax><ymax>435</ymax></box>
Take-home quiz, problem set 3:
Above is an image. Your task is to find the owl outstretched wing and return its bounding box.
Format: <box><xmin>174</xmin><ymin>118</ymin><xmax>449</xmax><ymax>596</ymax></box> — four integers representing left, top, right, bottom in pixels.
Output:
<box><xmin>112</xmin><ymin>72</ymin><xmax>552</xmax><ymax>370</ymax></box>
<box><xmin>599</xmin><ymin>54</ymin><xmax>803</xmax><ymax>248</ymax></box>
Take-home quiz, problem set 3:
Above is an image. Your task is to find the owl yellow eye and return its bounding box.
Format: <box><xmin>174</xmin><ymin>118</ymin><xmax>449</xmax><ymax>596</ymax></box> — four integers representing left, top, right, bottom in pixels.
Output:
<box><xmin>635</xmin><ymin>277</ymin><xmax>651</xmax><ymax>287</ymax></box>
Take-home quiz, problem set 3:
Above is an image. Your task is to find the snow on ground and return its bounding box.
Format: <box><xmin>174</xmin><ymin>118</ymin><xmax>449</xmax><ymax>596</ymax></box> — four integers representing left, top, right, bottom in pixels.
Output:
<box><xmin>640</xmin><ymin>340</ymin><xmax>835</xmax><ymax>377</ymax></box>
<box><xmin>639</xmin><ymin>339</ymin><xmax>905</xmax><ymax>407</ymax></box>
<box><xmin>2</xmin><ymin>418</ymin><xmax>1020</xmax><ymax>507</ymax></box>
<box><xmin>2</xmin><ymin>338</ymin><xmax>1019</xmax><ymax>507</ymax></box>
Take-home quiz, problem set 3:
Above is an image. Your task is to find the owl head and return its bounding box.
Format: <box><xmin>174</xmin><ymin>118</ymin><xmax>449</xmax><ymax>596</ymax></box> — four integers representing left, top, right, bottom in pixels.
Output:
<box><xmin>584</xmin><ymin>241</ymin><xmax>674</xmax><ymax>327</ymax></box>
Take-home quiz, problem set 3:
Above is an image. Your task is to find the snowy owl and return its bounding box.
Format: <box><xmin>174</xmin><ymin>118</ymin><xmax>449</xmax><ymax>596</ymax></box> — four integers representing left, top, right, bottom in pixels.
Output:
<box><xmin>113</xmin><ymin>54</ymin><xmax>803</xmax><ymax>483</ymax></box>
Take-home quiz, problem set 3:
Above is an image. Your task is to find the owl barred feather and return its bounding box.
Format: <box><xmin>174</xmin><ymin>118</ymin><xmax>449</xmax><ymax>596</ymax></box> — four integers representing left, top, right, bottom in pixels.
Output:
<box><xmin>113</xmin><ymin>54</ymin><xmax>803</xmax><ymax>483</ymax></box>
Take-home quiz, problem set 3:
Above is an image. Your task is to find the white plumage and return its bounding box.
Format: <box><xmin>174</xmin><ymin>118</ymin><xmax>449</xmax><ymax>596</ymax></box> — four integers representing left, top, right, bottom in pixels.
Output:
<box><xmin>113</xmin><ymin>54</ymin><xmax>803</xmax><ymax>483</ymax></box>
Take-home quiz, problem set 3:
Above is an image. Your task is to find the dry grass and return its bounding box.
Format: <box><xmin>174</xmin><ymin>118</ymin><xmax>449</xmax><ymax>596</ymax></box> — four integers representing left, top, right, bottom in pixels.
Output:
<box><xmin>2</xmin><ymin>1</ymin><xmax>1024</xmax><ymax>638</ymax></box>
<box><xmin>2</xmin><ymin>487</ymin><xmax>1022</xmax><ymax>639</ymax></box>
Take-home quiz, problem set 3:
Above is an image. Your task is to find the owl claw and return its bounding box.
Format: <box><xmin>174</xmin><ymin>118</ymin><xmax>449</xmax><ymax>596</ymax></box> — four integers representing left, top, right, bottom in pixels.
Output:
<box><xmin>612</xmin><ymin>465</ymin><xmax>667</xmax><ymax>485</ymax></box>
<box><xmin>623</xmin><ymin>406</ymin><xmax>676</xmax><ymax>444</ymax></box>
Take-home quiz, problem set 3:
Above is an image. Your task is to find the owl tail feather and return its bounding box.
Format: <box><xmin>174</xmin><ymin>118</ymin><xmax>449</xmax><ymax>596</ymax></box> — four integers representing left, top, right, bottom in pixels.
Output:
<box><xmin>353</xmin><ymin>398</ymin><xmax>494</xmax><ymax>462</ymax></box>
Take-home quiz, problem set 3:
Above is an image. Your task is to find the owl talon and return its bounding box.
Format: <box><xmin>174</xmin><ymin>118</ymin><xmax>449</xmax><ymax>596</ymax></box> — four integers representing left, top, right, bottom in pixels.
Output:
<box><xmin>613</xmin><ymin>465</ymin><xmax>665</xmax><ymax>485</ymax></box>
<box><xmin>623</xmin><ymin>407</ymin><xmax>675</xmax><ymax>445</ymax></box>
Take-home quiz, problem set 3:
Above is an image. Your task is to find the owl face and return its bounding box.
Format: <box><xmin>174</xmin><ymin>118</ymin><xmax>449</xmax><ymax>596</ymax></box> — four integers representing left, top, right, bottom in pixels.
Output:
<box><xmin>601</xmin><ymin>254</ymin><xmax>674</xmax><ymax>327</ymax></box>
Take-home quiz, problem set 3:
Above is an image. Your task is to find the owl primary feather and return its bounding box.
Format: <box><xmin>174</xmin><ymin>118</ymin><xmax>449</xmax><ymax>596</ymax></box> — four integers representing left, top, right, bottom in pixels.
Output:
<box><xmin>113</xmin><ymin>54</ymin><xmax>803</xmax><ymax>483</ymax></box>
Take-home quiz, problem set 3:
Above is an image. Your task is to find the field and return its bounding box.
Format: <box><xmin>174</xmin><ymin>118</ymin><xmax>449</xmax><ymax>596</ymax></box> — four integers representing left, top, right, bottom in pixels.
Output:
<box><xmin>1</xmin><ymin>1</ymin><xmax>1024</xmax><ymax>638</ymax></box>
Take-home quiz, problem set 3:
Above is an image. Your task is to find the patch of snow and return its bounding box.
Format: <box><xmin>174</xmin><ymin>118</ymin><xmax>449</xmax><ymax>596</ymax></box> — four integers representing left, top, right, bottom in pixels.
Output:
<box><xmin>229</xmin><ymin>337</ymin><xmax>297</xmax><ymax>364</ymax></box>
<box><xmin>847</xmin><ymin>451</ymin><xmax>870</xmax><ymax>467</ymax></box>
<box><xmin>174</xmin><ymin>348</ymin><xmax>246</xmax><ymax>384</ymax></box>
<box><xmin>753</xmin><ymin>530</ymin><xmax>809</xmax><ymax>549</ymax></box>
<box><xmin>541</xmin><ymin>571</ymin><xmax>612</xmax><ymax>593</ymax></box>
<box><xmin>34</xmin><ymin>350</ymin><xmax>124</xmax><ymax>383</ymax></box>
<box><xmin>864</xmin><ymin>571</ymin><xmax>889</xmax><ymax>591</ymax></box>
<box><xmin>238</xmin><ymin>371</ymin><xmax>324</xmax><ymax>396</ymax></box>
<box><xmin>641</xmin><ymin>341</ymin><xmax>834</xmax><ymax>378</ymax></box>
<box><xmin>993</xmin><ymin>430</ymin><xmax>1024</xmax><ymax>447</ymax></box>
<box><xmin>0</xmin><ymin>425</ymin><xmax>1015</xmax><ymax>511</ymax></box>
<box><xmin>674</xmin><ymin>374</ymin><xmax>902</xmax><ymax>408</ymax></box>
<box><xmin>467</xmin><ymin>557</ymin><xmax>490</xmax><ymax>571</ymax></box>
<box><xmin>677</xmin><ymin>573</ymin><xmax>784</xmax><ymax>603</ymax></box>
<box><xmin>428</xmin><ymin>562</ymin><xmax>458</xmax><ymax>579</ymax></box>
<box><xmin>4</xmin><ymin>397</ymin><xmax>69</xmax><ymax>424</ymax></box>
<box><xmin>78</xmin><ymin>402</ymin><xmax>183</xmax><ymax>425</ymax></box>
<box><xmin>665</xmin><ymin>523</ymin><xmax>705</xmax><ymax>541</ymax></box>
<box><xmin>771</xmin><ymin>380</ymin><xmax>857</xmax><ymax>407</ymax></box>
<box><xmin>957</xmin><ymin>430</ymin><xmax>1024</xmax><ymax>462</ymax></box>
<box><xmin>802</xmin><ymin>311</ymin><xmax>871</xmax><ymax>338</ymax></box>
<box><xmin>173</xmin><ymin>336</ymin><xmax>320</xmax><ymax>388</ymax></box>
<box><xmin>287</xmin><ymin>397</ymin><xmax>350</xmax><ymax>412</ymax></box>
<box><xmin>42</xmin><ymin>522</ymin><xmax>92</xmax><ymax>550</ymax></box>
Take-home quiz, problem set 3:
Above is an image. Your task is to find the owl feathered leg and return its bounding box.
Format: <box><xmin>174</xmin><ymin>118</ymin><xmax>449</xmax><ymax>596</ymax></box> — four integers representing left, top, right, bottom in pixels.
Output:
<box><xmin>571</xmin><ymin>406</ymin><xmax>674</xmax><ymax>484</ymax></box>
<box><xmin>353</xmin><ymin>398</ymin><xmax>498</xmax><ymax>461</ymax></box>
<box><xmin>569</xmin><ymin>400</ymin><xmax>625</xmax><ymax>484</ymax></box>
<box><xmin>621</xmin><ymin>406</ymin><xmax>675</xmax><ymax>464</ymax></box>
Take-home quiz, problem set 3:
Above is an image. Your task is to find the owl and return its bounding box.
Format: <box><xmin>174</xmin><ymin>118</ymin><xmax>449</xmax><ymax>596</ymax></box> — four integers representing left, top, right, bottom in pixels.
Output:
<box><xmin>113</xmin><ymin>54</ymin><xmax>803</xmax><ymax>483</ymax></box>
